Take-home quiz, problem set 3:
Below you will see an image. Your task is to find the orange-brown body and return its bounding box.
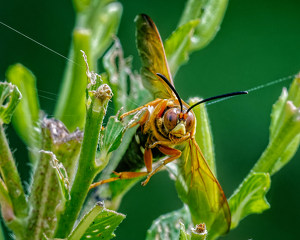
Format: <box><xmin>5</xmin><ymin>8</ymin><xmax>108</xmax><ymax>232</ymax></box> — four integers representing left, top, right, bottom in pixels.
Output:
<box><xmin>89</xmin><ymin>14</ymin><xmax>231</xmax><ymax>234</ymax></box>
<box><xmin>90</xmin><ymin>97</ymin><xmax>197</xmax><ymax>187</ymax></box>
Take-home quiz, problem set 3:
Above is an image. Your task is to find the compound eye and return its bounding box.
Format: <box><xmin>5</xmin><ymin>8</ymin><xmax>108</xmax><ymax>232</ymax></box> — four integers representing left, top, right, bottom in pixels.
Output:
<box><xmin>185</xmin><ymin>112</ymin><xmax>195</xmax><ymax>132</ymax></box>
<box><xmin>164</xmin><ymin>108</ymin><xmax>179</xmax><ymax>130</ymax></box>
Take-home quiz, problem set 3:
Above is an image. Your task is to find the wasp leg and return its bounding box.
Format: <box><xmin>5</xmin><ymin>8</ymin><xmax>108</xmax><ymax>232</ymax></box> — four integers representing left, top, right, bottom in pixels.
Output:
<box><xmin>127</xmin><ymin>109</ymin><xmax>150</xmax><ymax>129</ymax></box>
<box><xmin>89</xmin><ymin>171</ymin><xmax>148</xmax><ymax>190</ymax></box>
<box><xmin>141</xmin><ymin>145</ymin><xmax>181</xmax><ymax>186</ymax></box>
<box><xmin>120</xmin><ymin>98</ymin><xmax>162</xmax><ymax>120</ymax></box>
<box><xmin>89</xmin><ymin>148</ymin><xmax>154</xmax><ymax>190</ymax></box>
<box><xmin>144</xmin><ymin>147</ymin><xmax>153</xmax><ymax>172</ymax></box>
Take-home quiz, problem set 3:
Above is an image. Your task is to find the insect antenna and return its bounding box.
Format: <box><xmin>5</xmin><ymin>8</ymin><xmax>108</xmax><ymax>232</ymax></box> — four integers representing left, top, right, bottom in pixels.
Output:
<box><xmin>187</xmin><ymin>91</ymin><xmax>248</xmax><ymax>113</ymax></box>
<box><xmin>156</xmin><ymin>73</ymin><xmax>183</xmax><ymax>112</ymax></box>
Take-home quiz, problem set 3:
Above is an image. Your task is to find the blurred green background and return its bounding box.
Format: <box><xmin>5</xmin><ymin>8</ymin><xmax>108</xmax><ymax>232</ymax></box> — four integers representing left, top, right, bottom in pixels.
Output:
<box><xmin>1</xmin><ymin>0</ymin><xmax>300</xmax><ymax>239</ymax></box>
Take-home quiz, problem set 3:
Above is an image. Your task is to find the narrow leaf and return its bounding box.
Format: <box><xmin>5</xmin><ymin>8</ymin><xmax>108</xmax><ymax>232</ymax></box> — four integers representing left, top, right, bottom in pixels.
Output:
<box><xmin>165</xmin><ymin>19</ymin><xmax>199</xmax><ymax>76</ymax></box>
<box><xmin>0</xmin><ymin>82</ymin><xmax>21</xmax><ymax>125</ymax></box>
<box><xmin>229</xmin><ymin>171</ymin><xmax>270</xmax><ymax>229</ymax></box>
<box><xmin>270</xmin><ymin>135</ymin><xmax>300</xmax><ymax>175</ymax></box>
<box><xmin>101</xmin><ymin>115</ymin><xmax>125</xmax><ymax>154</ymax></box>
<box><xmin>179</xmin><ymin>222</ymin><xmax>191</xmax><ymax>240</ymax></box>
<box><xmin>146</xmin><ymin>205</ymin><xmax>192</xmax><ymax>240</ymax></box>
<box><xmin>68</xmin><ymin>202</ymin><xmax>125</xmax><ymax>240</ymax></box>
<box><xmin>89</xmin><ymin>2</ymin><xmax>123</xmax><ymax>59</ymax></box>
<box><xmin>179</xmin><ymin>0</ymin><xmax>203</xmax><ymax>26</ymax></box>
<box><xmin>6</xmin><ymin>64</ymin><xmax>40</xmax><ymax>146</ymax></box>
<box><xmin>72</xmin><ymin>0</ymin><xmax>91</xmax><ymax>13</ymax></box>
<box><xmin>287</xmin><ymin>73</ymin><xmax>300</xmax><ymax>107</ymax></box>
<box><xmin>253</xmin><ymin>101</ymin><xmax>300</xmax><ymax>175</ymax></box>
<box><xmin>269</xmin><ymin>88</ymin><xmax>288</xmax><ymax>140</ymax></box>
<box><xmin>183</xmin><ymin>0</ymin><xmax>228</xmax><ymax>51</ymax></box>
<box><xmin>95</xmin><ymin>114</ymin><xmax>126</xmax><ymax>170</ymax></box>
<box><xmin>55</xmin><ymin>29</ymin><xmax>91</xmax><ymax>131</ymax></box>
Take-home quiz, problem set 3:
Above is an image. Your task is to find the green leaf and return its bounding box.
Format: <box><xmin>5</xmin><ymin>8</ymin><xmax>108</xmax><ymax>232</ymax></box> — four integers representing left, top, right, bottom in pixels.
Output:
<box><xmin>229</xmin><ymin>171</ymin><xmax>270</xmax><ymax>229</ymax></box>
<box><xmin>73</xmin><ymin>0</ymin><xmax>91</xmax><ymax>13</ymax></box>
<box><xmin>146</xmin><ymin>205</ymin><xmax>192</xmax><ymax>240</ymax></box>
<box><xmin>88</xmin><ymin>2</ymin><xmax>123</xmax><ymax>59</ymax></box>
<box><xmin>164</xmin><ymin>0</ymin><xmax>228</xmax><ymax>77</ymax></box>
<box><xmin>253</xmin><ymin>100</ymin><xmax>300</xmax><ymax>175</ymax></box>
<box><xmin>270</xmin><ymin>134</ymin><xmax>300</xmax><ymax>175</ymax></box>
<box><xmin>179</xmin><ymin>0</ymin><xmax>228</xmax><ymax>51</ymax></box>
<box><xmin>267</xmin><ymin>75</ymin><xmax>300</xmax><ymax>174</ymax></box>
<box><xmin>101</xmin><ymin>115</ymin><xmax>125</xmax><ymax>154</ymax></box>
<box><xmin>68</xmin><ymin>202</ymin><xmax>125</xmax><ymax>240</ymax></box>
<box><xmin>55</xmin><ymin>29</ymin><xmax>91</xmax><ymax>131</ymax></box>
<box><xmin>0</xmin><ymin>82</ymin><xmax>21</xmax><ymax>125</ymax></box>
<box><xmin>179</xmin><ymin>222</ymin><xmax>191</xmax><ymax>240</ymax></box>
<box><xmin>287</xmin><ymin>73</ymin><xmax>300</xmax><ymax>107</ymax></box>
<box><xmin>269</xmin><ymin>88</ymin><xmax>288</xmax><ymax>140</ymax></box>
<box><xmin>165</xmin><ymin>19</ymin><xmax>199</xmax><ymax>76</ymax></box>
<box><xmin>178</xmin><ymin>0</ymin><xmax>203</xmax><ymax>26</ymax></box>
<box><xmin>6</xmin><ymin>64</ymin><xmax>41</xmax><ymax>162</ymax></box>
<box><xmin>103</xmin><ymin>39</ymin><xmax>129</xmax><ymax>112</ymax></box>
<box><xmin>95</xmin><ymin>114</ymin><xmax>126</xmax><ymax>170</ymax></box>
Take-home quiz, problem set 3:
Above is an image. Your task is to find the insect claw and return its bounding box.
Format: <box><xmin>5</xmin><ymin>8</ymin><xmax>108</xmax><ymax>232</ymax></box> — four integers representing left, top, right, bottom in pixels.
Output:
<box><xmin>141</xmin><ymin>178</ymin><xmax>149</xmax><ymax>186</ymax></box>
<box><xmin>112</xmin><ymin>171</ymin><xmax>121</xmax><ymax>176</ymax></box>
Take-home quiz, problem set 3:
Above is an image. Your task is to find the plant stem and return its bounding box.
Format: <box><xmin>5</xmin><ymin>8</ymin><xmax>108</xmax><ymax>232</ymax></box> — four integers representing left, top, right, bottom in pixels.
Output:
<box><xmin>54</xmin><ymin>84</ymin><xmax>112</xmax><ymax>238</ymax></box>
<box><xmin>26</xmin><ymin>143</ymin><xmax>56</xmax><ymax>240</ymax></box>
<box><xmin>0</xmin><ymin>125</ymin><xmax>27</xmax><ymax>219</ymax></box>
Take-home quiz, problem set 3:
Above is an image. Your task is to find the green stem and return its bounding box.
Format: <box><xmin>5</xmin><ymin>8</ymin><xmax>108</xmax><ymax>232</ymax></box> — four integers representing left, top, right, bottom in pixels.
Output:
<box><xmin>26</xmin><ymin>119</ymin><xmax>83</xmax><ymax>239</ymax></box>
<box><xmin>0</xmin><ymin>223</ymin><xmax>4</xmax><ymax>240</ymax></box>
<box><xmin>0</xmin><ymin>178</ymin><xmax>13</xmax><ymax>222</ymax></box>
<box><xmin>54</xmin><ymin>84</ymin><xmax>112</xmax><ymax>238</ymax></box>
<box><xmin>0</xmin><ymin>125</ymin><xmax>27</xmax><ymax>219</ymax></box>
<box><xmin>26</xmin><ymin>147</ymin><xmax>56</xmax><ymax>240</ymax></box>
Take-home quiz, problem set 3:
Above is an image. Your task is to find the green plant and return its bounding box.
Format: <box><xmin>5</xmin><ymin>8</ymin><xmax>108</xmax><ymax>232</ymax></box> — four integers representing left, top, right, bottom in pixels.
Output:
<box><xmin>1</xmin><ymin>0</ymin><xmax>300</xmax><ymax>239</ymax></box>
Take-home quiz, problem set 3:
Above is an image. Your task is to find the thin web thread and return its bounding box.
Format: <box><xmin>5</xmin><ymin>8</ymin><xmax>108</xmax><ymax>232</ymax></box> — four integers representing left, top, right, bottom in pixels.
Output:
<box><xmin>206</xmin><ymin>74</ymin><xmax>297</xmax><ymax>106</ymax></box>
<box><xmin>1</xmin><ymin>20</ymin><xmax>298</xmax><ymax>109</ymax></box>
<box><xmin>0</xmin><ymin>20</ymin><xmax>82</xmax><ymax>68</ymax></box>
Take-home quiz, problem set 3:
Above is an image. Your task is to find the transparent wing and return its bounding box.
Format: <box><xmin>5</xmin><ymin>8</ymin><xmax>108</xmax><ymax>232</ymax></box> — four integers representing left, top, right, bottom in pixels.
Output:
<box><xmin>135</xmin><ymin>14</ymin><xmax>176</xmax><ymax>99</ymax></box>
<box><xmin>177</xmin><ymin>138</ymin><xmax>231</xmax><ymax>235</ymax></box>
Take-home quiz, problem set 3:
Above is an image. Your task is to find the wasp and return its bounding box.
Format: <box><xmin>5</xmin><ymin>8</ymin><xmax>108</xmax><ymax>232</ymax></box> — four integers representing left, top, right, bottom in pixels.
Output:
<box><xmin>91</xmin><ymin>14</ymin><xmax>247</xmax><ymax>233</ymax></box>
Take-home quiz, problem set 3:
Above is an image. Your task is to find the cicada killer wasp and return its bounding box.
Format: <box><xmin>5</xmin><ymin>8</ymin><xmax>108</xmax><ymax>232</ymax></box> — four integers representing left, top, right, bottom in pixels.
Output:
<box><xmin>91</xmin><ymin>14</ymin><xmax>247</xmax><ymax>234</ymax></box>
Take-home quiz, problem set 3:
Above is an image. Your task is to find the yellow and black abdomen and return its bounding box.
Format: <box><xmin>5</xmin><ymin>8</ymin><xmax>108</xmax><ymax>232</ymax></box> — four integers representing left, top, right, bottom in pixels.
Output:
<box><xmin>115</xmin><ymin>126</ymin><xmax>163</xmax><ymax>172</ymax></box>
